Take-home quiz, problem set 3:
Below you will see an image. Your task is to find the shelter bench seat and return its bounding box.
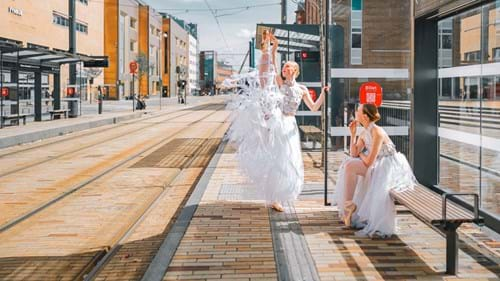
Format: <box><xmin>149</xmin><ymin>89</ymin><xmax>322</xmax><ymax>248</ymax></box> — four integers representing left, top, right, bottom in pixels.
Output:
<box><xmin>390</xmin><ymin>185</ymin><xmax>483</xmax><ymax>275</ymax></box>
<box><xmin>1</xmin><ymin>114</ymin><xmax>28</xmax><ymax>126</ymax></box>
<box><xmin>299</xmin><ymin>125</ymin><xmax>322</xmax><ymax>148</ymax></box>
<box><xmin>49</xmin><ymin>109</ymin><xmax>69</xmax><ymax>120</ymax></box>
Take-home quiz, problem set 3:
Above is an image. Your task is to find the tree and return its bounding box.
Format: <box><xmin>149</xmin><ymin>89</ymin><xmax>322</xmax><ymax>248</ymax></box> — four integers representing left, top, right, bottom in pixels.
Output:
<box><xmin>136</xmin><ymin>51</ymin><xmax>155</xmax><ymax>96</ymax></box>
<box><xmin>136</xmin><ymin>51</ymin><xmax>149</xmax><ymax>81</ymax></box>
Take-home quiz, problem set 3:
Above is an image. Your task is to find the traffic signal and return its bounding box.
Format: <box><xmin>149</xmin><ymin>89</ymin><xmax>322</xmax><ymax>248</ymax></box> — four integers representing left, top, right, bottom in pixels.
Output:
<box><xmin>296</xmin><ymin>51</ymin><xmax>319</xmax><ymax>62</ymax></box>
<box><xmin>308</xmin><ymin>88</ymin><xmax>317</xmax><ymax>101</ymax></box>
<box><xmin>177</xmin><ymin>80</ymin><xmax>187</xmax><ymax>89</ymax></box>
<box><xmin>67</xmin><ymin>87</ymin><xmax>75</xmax><ymax>96</ymax></box>
<box><xmin>294</xmin><ymin>51</ymin><xmax>320</xmax><ymax>82</ymax></box>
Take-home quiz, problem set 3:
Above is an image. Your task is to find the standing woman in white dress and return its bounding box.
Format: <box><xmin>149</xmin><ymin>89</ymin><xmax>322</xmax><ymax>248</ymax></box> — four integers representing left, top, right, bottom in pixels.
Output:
<box><xmin>334</xmin><ymin>103</ymin><xmax>416</xmax><ymax>237</ymax></box>
<box><xmin>226</xmin><ymin>30</ymin><xmax>329</xmax><ymax>212</ymax></box>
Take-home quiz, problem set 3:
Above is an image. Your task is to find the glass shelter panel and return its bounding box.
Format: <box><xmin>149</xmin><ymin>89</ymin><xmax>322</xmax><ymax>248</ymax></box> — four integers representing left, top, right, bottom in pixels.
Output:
<box><xmin>437</xmin><ymin>2</ymin><xmax>500</xmax><ymax>217</ymax></box>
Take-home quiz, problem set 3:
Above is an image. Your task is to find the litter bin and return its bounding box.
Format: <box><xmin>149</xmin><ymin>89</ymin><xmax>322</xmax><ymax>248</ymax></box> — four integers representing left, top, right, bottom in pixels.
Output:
<box><xmin>67</xmin><ymin>98</ymin><xmax>80</xmax><ymax>117</ymax></box>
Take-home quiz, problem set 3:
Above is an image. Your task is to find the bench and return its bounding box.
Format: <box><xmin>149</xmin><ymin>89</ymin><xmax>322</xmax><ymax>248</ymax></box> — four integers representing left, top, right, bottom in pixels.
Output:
<box><xmin>1</xmin><ymin>114</ymin><xmax>28</xmax><ymax>126</ymax></box>
<box><xmin>299</xmin><ymin>125</ymin><xmax>322</xmax><ymax>148</ymax></box>
<box><xmin>49</xmin><ymin>109</ymin><xmax>69</xmax><ymax>120</ymax></box>
<box><xmin>390</xmin><ymin>185</ymin><xmax>483</xmax><ymax>275</ymax></box>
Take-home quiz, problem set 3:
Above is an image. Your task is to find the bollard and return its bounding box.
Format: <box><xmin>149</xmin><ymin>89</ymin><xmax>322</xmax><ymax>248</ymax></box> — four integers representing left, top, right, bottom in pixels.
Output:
<box><xmin>98</xmin><ymin>93</ymin><xmax>103</xmax><ymax>114</ymax></box>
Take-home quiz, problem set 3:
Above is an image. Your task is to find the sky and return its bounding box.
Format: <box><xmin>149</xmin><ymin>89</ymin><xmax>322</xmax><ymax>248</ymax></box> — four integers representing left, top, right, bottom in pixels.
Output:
<box><xmin>144</xmin><ymin>0</ymin><xmax>298</xmax><ymax>69</ymax></box>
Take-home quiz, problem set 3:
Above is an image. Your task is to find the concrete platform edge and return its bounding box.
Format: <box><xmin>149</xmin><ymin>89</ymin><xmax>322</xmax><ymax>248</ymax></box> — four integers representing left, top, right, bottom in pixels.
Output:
<box><xmin>0</xmin><ymin>112</ymin><xmax>144</xmax><ymax>149</ymax></box>
<box><xmin>140</xmin><ymin>141</ymin><xmax>227</xmax><ymax>281</ymax></box>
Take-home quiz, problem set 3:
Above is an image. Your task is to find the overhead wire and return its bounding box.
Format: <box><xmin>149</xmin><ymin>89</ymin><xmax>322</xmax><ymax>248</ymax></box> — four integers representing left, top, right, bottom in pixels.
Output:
<box><xmin>87</xmin><ymin>0</ymin><xmax>280</xmax><ymax>14</ymax></box>
<box><xmin>203</xmin><ymin>0</ymin><xmax>229</xmax><ymax>50</ymax></box>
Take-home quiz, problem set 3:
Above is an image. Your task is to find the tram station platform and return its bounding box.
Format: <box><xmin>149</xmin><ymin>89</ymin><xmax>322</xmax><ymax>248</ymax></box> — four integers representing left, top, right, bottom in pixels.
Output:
<box><xmin>0</xmin><ymin>97</ymin><xmax>498</xmax><ymax>281</ymax></box>
<box><xmin>0</xmin><ymin>96</ymin><xmax>212</xmax><ymax>149</ymax></box>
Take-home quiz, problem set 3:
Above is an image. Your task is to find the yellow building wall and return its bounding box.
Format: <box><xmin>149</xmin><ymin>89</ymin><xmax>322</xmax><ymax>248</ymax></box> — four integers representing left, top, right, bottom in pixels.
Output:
<box><xmin>103</xmin><ymin>0</ymin><xmax>119</xmax><ymax>99</ymax></box>
<box><xmin>138</xmin><ymin>5</ymin><xmax>149</xmax><ymax>97</ymax></box>
<box><xmin>162</xmin><ymin>18</ymin><xmax>171</xmax><ymax>97</ymax></box>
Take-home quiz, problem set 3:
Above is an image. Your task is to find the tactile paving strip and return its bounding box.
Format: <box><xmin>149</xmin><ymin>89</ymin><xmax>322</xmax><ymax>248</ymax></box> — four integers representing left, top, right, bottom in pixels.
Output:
<box><xmin>132</xmin><ymin>138</ymin><xmax>207</xmax><ymax>169</ymax></box>
<box><xmin>187</xmin><ymin>138</ymin><xmax>221</xmax><ymax>168</ymax></box>
<box><xmin>217</xmin><ymin>183</ymin><xmax>261</xmax><ymax>201</ymax></box>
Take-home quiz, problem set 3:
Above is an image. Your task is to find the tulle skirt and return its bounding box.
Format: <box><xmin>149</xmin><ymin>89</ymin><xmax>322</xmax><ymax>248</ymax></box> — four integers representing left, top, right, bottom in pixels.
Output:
<box><xmin>225</xmin><ymin>82</ymin><xmax>304</xmax><ymax>204</ymax></box>
<box><xmin>334</xmin><ymin>152</ymin><xmax>416</xmax><ymax>237</ymax></box>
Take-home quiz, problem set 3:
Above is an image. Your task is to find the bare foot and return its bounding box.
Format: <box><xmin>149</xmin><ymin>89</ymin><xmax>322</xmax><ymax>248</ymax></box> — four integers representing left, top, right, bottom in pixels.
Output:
<box><xmin>271</xmin><ymin>202</ymin><xmax>284</xmax><ymax>212</ymax></box>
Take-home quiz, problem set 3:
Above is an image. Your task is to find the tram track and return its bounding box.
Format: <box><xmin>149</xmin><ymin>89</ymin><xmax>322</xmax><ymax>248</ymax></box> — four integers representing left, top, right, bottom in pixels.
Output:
<box><xmin>0</xmin><ymin>104</ymin><xmax>226</xmax><ymax>233</ymax></box>
<box><xmin>0</xmin><ymin>104</ymin><xmax>216</xmax><ymax>178</ymax></box>
<box><xmin>81</xmin><ymin>114</ymin><xmax>228</xmax><ymax>281</ymax></box>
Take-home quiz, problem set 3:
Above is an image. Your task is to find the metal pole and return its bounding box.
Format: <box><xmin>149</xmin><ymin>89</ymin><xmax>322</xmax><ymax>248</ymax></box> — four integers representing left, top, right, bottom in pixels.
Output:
<box><xmin>132</xmin><ymin>75</ymin><xmax>135</xmax><ymax>112</ymax></box>
<box><xmin>69</xmin><ymin>0</ymin><xmax>76</xmax><ymax>85</ymax></box>
<box><xmin>16</xmin><ymin>49</ymin><xmax>20</xmax><ymax>126</ymax></box>
<box><xmin>323</xmin><ymin>0</ymin><xmax>331</xmax><ymax>206</ymax></box>
<box><xmin>79</xmin><ymin>61</ymin><xmax>82</xmax><ymax>116</ymax></box>
<box><xmin>287</xmin><ymin>30</ymin><xmax>290</xmax><ymax>61</ymax></box>
<box><xmin>0</xmin><ymin>51</ymin><xmax>3</xmax><ymax>129</ymax></box>
<box><xmin>249</xmin><ymin>40</ymin><xmax>253</xmax><ymax>68</ymax></box>
<box><xmin>251</xmin><ymin>37</ymin><xmax>255</xmax><ymax>68</ymax></box>
<box><xmin>281</xmin><ymin>0</ymin><xmax>287</xmax><ymax>24</ymax></box>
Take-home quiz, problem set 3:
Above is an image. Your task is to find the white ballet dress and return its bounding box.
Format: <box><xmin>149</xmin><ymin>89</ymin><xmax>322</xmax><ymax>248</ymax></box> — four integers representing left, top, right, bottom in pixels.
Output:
<box><xmin>225</xmin><ymin>45</ymin><xmax>304</xmax><ymax>204</ymax></box>
<box><xmin>334</xmin><ymin>123</ymin><xmax>416</xmax><ymax>237</ymax></box>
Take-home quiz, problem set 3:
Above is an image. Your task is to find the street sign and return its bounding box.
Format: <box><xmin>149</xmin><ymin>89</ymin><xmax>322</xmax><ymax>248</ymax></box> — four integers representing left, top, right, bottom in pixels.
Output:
<box><xmin>359</xmin><ymin>82</ymin><xmax>382</xmax><ymax>107</ymax></box>
<box><xmin>1</xmin><ymin>87</ymin><xmax>8</xmax><ymax>97</ymax></box>
<box><xmin>129</xmin><ymin>61</ymin><xmax>138</xmax><ymax>74</ymax></box>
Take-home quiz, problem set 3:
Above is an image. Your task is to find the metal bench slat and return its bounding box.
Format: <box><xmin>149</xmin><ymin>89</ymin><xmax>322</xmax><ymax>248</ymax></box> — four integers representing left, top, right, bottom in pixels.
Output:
<box><xmin>391</xmin><ymin>185</ymin><xmax>475</xmax><ymax>223</ymax></box>
<box><xmin>395</xmin><ymin>188</ymin><xmax>473</xmax><ymax>221</ymax></box>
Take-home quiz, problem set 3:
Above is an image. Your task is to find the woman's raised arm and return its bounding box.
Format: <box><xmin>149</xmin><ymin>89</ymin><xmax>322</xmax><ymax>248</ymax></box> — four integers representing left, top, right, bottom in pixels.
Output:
<box><xmin>270</xmin><ymin>33</ymin><xmax>283</xmax><ymax>87</ymax></box>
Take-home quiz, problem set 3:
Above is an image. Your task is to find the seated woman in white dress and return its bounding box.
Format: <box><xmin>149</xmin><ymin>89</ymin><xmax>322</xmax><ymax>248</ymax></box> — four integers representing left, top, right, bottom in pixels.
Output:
<box><xmin>334</xmin><ymin>103</ymin><xmax>416</xmax><ymax>237</ymax></box>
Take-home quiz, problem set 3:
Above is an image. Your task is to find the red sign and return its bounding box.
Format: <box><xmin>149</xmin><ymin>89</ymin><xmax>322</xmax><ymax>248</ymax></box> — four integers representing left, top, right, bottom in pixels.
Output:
<box><xmin>308</xmin><ymin>88</ymin><xmax>317</xmax><ymax>102</ymax></box>
<box><xmin>129</xmin><ymin>61</ymin><xmax>138</xmax><ymax>74</ymax></box>
<box><xmin>67</xmin><ymin>87</ymin><xmax>75</xmax><ymax>96</ymax></box>
<box><xmin>1</xmin><ymin>87</ymin><xmax>8</xmax><ymax>97</ymax></box>
<box><xmin>359</xmin><ymin>82</ymin><xmax>383</xmax><ymax>107</ymax></box>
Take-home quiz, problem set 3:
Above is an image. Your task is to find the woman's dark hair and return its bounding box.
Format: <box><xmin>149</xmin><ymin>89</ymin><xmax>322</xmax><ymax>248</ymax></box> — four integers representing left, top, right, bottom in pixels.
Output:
<box><xmin>362</xmin><ymin>103</ymin><xmax>381</xmax><ymax>122</ymax></box>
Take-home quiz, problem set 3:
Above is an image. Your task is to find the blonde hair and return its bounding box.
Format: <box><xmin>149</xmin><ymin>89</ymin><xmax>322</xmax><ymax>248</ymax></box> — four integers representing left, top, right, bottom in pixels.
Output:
<box><xmin>285</xmin><ymin>61</ymin><xmax>300</xmax><ymax>78</ymax></box>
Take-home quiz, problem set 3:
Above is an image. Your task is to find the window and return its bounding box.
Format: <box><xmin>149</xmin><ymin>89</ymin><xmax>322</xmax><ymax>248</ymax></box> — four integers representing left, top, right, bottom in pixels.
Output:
<box><xmin>53</xmin><ymin>12</ymin><xmax>87</xmax><ymax>34</ymax></box>
<box><xmin>79</xmin><ymin>0</ymin><xmax>88</xmax><ymax>5</ymax></box>
<box><xmin>352</xmin><ymin>0</ymin><xmax>363</xmax><ymax>10</ymax></box>
<box><xmin>130</xmin><ymin>40</ymin><xmax>136</xmax><ymax>51</ymax></box>
<box><xmin>350</xmin><ymin>0</ymin><xmax>363</xmax><ymax>65</ymax></box>
<box><xmin>494</xmin><ymin>47</ymin><xmax>500</xmax><ymax>61</ymax></box>
<box><xmin>130</xmin><ymin>18</ymin><xmax>137</xmax><ymax>29</ymax></box>
<box><xmin>441</xmin><ymin>34</ymin><xmax>452</xmax><ymax>49</ymax></box>
<box><xmin>464</xmin><ymin>50</ymin><xmax>480</xmax><ymax>63</ymax></box>
<box><xmin>53</xmin><ymin>14</ymin><xmax>69</xmax><ymax>26</ymax></box>
<box><xmin>76</xmin><ymin>22</ymin><xmax>88</xmax><ymax>34</ymax></box>
<box><xmin>351</xmin><ymin>33</ymin><xmax>361</xmax><ymax>48</ymax></box>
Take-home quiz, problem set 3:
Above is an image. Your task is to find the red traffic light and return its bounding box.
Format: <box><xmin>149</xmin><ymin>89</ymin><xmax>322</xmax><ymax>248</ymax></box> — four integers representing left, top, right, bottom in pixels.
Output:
<box><xmin>1</xmin><ymin>87</ymin><xmax>8</xmax><ymax>97</ymax></box>
<box><xmin>308</xmin><ymin>88</ymin><xmax>317</xmax><ymax>101</ymax></box>
<box><xmin>301</xmin><ymin>51</ymin><xmax>308</xmax><ymax>59</ymax></box>
<box><xmin>67</xmin><ymin>87</ymin><xmax>75</xmax><ymax>96</ymax></box>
